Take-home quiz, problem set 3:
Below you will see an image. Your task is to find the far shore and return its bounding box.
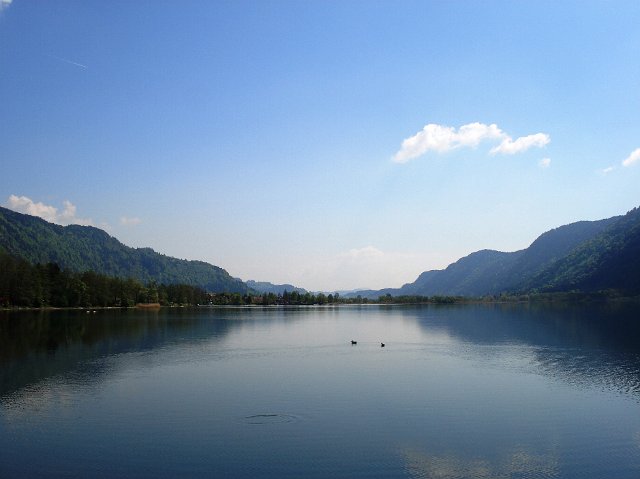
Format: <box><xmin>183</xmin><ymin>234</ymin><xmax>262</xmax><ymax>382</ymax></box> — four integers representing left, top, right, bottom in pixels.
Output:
<box><xmin>2</xmin><ymin>294</ymin><xmax>639</xmax><ymax>313</ymax></box>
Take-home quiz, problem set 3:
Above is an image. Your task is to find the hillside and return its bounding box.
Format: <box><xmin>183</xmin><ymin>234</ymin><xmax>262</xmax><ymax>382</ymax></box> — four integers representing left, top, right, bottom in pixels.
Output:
<box><xmin>4</xmin><ymin>203</ymin><xmax>639</xmax><ymax>299</ymax></box>
<box><xmin>522</xmin><ymin>207</ymin><xmax>640</xmax><ymax>294</ymax></box>
<box><xmin>0</xmin><ymin>206</ymin><xmax>247</xmax><ymax>293</ymax></box>
<box><xmin>403</xmin><ymin>249</ymin><xmax>522</xmax><ymax>297</ymax></box>
<box><xmin>246</xmin><ymin>280</ymin><xmax>307</xmax><ymax>295</ymax></box>
<box><xmin>351</xmin><ymin>211</ymin><xmax>628</xmax><ymax>299</ymax></box>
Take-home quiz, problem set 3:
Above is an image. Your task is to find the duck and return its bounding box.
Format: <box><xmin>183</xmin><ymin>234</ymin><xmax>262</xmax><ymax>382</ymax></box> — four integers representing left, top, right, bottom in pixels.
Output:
<box><xmin>351</xmin><ymin>340</ymin><xmax>357</xmax><ymax>345</ymax></box>
<box><xmin>381</xmin><ymin>342</ymin><xmax>385</xmax><ymax>347</ymax></box>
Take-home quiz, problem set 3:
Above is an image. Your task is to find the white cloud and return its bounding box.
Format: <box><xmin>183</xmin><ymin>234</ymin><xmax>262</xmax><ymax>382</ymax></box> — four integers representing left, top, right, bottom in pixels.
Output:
<box><xmin>454</xmin><ymin>122</ymin><xmax>505</xmax><ymax>148</ymax></box>
<box><xmin>490</xmin><ymin>133</ymin><xmax>550</xmax><ymax>155</ymax></box>
<box><xmin>7</xmin><ymin>195</ymin><xmax>58</xmax><ymax>222</ymax></box>
<box><xmin>0</xmin><ymin>0</ymin><xmax>12</xmax><ymax>13</ymax></box>
<box><xmin>392</xmin><ymin>122</ymin><xmax>505</xmax><ymax>163</ymax></box>
<box><xmin>5</xmin><ymin>195</ymin><xmax>94</xmax><ymax>226</ymax></box>
<box><xmin>538</xmin><ymin>158</ymin><xmax>551</xmax><ymax>168</ymax></box>
<box><xmin>328</xmin><ymin>246</ymin><xmax>417</xmax><ymax>290</ymax></box>
<box><xmin>120</xmin><ymin>216</ymin><xmax>141</xmax><ymax>226</ymax></box>
<box><xmin>622</xmin><ymin>148</ymin><xmax>640</xmax><ymax>167</ymax></box>
<box><xmin>59</xmin><ymin>200</ymin><xmax>78</xmax><ymax>222</ymax></box>
<box><xmin>285</xmin><ymin>246</ymin><xmax>444</xmax><ymax>291</ymax></box>
<box><xmin>602</xmin><ymin>166</ymin><xmax>615</xmax><ymax>174</ymax></box>
<box><xmin>341</xmin><ymin>246</ymin><xmax>385</xmax><ymax>261</ymax></box>
<box><xmin>393</xmin><ymin>122</ymin><xmax>550</xmax><ymax>163</ymax></box>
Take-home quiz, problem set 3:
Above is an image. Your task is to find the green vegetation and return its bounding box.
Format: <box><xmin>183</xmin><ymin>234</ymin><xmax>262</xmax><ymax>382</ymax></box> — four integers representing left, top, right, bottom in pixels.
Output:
<box><xmin>0</xmin><ymin>252</ymin><xmax>209</xmax><ymax>308</ymax></box>
<box><xmin>401</xmin><ymin>217</ymin><xmax>620</xmax><ymax>297</ymax></box>
<box><xmin>245</xmin><ymin>280</ymin><xmax>307</xmax><ymax>295</ymax></box>
<box><xmin>0</xmin><ymin>253</ymin><xmax>463</xmax><ymax>308</ymax></box>
<box><xmin>206</xmin><ymin>291</ymin><xmax>462</xmax><ymax>306</ymax></box>
<box><xmin>378</xmin><ymin>294</ymin><xmax>459</xmax><ymax>304</ymax></box>
<box><xmin>520</xmin><ymin>207</ymin><xmax>640</xmax><ymax>294</ymax></box>
<box><xmin>350</xmin><ymin>207</ymin><xmax>640</xmax><ymax>299</ymax></box>
<box><xmin>4</xmin><ymin>248</ymin><xmax>627</xmax><ymax>309</ymax></box>
<box><xmin>208</xmin><ymin>290</ymin><xmax>345</xmax><ymax>305</ymax></box>
<box><xmin>0</xmin><ymin>206</ymin><xmax>247</xmax><ymax>293</ymax></box>
<box><xmin>3</xmin><ymin>204</ymin><xmax>640</xmax><ymax>305</ymax></box>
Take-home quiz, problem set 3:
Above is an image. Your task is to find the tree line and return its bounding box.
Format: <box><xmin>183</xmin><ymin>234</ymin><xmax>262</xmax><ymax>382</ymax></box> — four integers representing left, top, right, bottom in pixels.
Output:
<box><xmin>206</xmin><ymin>291</ymin><xmax>461</xmax><ymax>306</ymax></box>
<box><xmin>0</xmin><ymin>206</ymin><xmax>248</xmax><ymax>293</ymax></box>
<box><xmin>206</xmin><ymin>290</ymin><xmax>347</xmax><ymax>306</ymax></box>
<box><xmin>0</xmin><ymin>252</ymin><xmax>209</xmax><ymax>308</ymax></box>
<box><xmin>1</xmin><ymin>252</ymin><xmax>464</xmax><ymax>309</ymax></box>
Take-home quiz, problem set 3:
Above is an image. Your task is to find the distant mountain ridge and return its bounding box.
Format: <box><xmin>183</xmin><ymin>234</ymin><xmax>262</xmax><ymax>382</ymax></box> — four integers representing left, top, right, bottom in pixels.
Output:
<box><xmin>0</xmin><ymin>206</ymin><xmax>247</xmax><ymax>293</ymax></box>
<box><xmin>351</xmin><ymin>208</ymin><xmax>639</xmax><ymax>299</ymax></box>
<box><xmin>521</xmin><ymin>207</ymin><xmax>640</xmax><ymax>293</ymax></box>
<box><xmin>246</xmin><ymin>280</ymin><xmax>307</xmax><ymax>295</ymax></box>
<box><xmin>4</xmin><ymin>203</ymin><xmax>640</xmax><ymax>299</ymax></box>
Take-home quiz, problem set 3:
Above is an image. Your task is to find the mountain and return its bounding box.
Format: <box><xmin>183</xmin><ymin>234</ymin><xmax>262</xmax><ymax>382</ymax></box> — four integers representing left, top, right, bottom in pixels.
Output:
<box><xmin>351</xmin><ymin>210</ymin><xmax>632</xmax><ymax>299</ymax></box>
<box><xmin>0</xmin><ymin>206</ymin><xmax>248</xmax><ymax>293</ymax></box>
<box><xmin>246</xmin><ymin>280</ymin><xmax>307</xmax><ymax>295</ymax></box>
<box><xmin>521</xmin><ymin>207</ymin><xmax>640</xmax><ymax>293</ymax></box>
<box><xmin>4</xmin><ymin>203</ymin><xmax>639</xmax><ymax>300</ymax></box>
<box><xmin>402</xmin><ymin>249</ymin><xmax>522</xmax><ymax>297</ymax></box>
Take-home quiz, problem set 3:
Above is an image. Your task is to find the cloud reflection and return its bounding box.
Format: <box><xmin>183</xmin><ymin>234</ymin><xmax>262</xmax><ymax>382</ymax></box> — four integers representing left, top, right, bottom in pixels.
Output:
<box><xmin>401</xmin><ymin>447</ymin><xmax>559</xmax><ymax>479</ymax></box>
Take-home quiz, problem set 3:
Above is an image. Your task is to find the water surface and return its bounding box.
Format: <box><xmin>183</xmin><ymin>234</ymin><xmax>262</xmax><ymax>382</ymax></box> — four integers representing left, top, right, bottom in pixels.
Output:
<box><xmin>1</xmin><ymin>303</ymin><xmax>639</xmax><ymax>478</ymax></box>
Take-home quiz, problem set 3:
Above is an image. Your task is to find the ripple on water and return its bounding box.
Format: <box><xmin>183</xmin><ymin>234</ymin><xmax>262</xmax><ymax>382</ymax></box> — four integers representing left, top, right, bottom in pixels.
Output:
<box><xmin>243</xmin><ymin>413</ymin><xmax>300</xmax><ymax>425</ymax></box>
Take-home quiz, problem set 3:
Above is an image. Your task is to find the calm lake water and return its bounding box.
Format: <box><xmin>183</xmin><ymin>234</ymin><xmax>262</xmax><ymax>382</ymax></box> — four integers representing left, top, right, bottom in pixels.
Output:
<box><xmin>1</xmin><ymin>303</ymin><xmax>640</xmax><ymax>478</ymax></box>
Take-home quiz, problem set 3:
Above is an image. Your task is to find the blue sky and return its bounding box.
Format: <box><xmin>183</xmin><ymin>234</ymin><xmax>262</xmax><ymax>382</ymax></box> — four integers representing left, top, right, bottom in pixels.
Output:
<box><xmin>1</xmin><ymin>1</ymin><xmax>639</xmax><ymax>291</ymax></box>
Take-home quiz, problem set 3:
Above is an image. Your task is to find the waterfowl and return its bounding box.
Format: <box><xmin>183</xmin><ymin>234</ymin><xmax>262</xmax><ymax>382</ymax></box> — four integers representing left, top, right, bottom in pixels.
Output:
<box><xmin>351</xmin><ymin>340</ymin><xmax>357</xmax><ymax>345</ymax></box>
<box><xmin>381</xmin><ymin>342</ymin><xmax>385</xmax><ymax>347</ymax></box>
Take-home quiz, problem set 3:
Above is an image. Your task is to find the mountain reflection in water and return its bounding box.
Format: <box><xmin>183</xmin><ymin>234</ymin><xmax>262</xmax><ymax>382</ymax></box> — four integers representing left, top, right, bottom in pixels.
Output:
<box><xmin>1</xmin><ymin>303</ymin><xmax>639</xmax><ymax>478</ymax></box>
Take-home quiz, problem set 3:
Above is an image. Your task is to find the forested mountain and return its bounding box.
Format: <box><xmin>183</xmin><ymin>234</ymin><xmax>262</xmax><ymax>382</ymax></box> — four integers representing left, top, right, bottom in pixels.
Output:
<box><xmin>0</xmin><ymin>207</ymin><xmax>247</xmax><ymax>293</ymax></box>
<box><xmin>404</xmin><ymin>217</ymin><xmax>618</xmax><ymax>297</ymax></box>
<box><xmin>4</xmin><ymin>203</ymin><xmax>639</xmax><ymax>301</ymax></box>
<box><xmin>521</xmin><ymin>207</ymin><xmax>640</xmax><ymax>293</ymax></box>
<box><xmin>352</xmin><ymin>209</ymin><xmax>635</xmax><ymax>299</ymax></box>
<box><xmin>403</xmin><ymin>249</ymin><xmax>522</xmax><ymax>297</ymax></box>
<box><xmin>246</xmin><ymin>280</ymin><xmax>307</xmax><ymax>295</ymax></box>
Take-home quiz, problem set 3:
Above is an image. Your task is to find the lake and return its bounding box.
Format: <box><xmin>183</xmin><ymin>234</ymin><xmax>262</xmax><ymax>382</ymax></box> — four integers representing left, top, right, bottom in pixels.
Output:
<box><xmin>1</xmin><ymin>303</ymin><xmax>640</xmax><ymax>478</ymax></box>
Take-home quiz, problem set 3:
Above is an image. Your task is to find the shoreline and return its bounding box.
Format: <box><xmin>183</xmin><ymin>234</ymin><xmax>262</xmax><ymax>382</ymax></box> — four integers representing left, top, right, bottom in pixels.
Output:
<box><xmin>2</xmin><ymin>294</ymin><xmax>639</xmax><ymax>313</ymax></box>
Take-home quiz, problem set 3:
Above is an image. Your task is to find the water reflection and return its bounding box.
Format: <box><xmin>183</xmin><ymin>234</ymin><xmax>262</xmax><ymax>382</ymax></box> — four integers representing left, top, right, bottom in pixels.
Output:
<box><xmin>1</xmin><ymin>303</ymin><xmax>639</xmax><ymax>478</ymax></box>
<box><xmin>2</xmin><ymin>303</ymin><xmax>640</xmax><ymax>402</ymax></box>
<box><xmin>401</xmin><ymin>447</ymin><xmax>560</xmax><ymax>479</ymax></box>
<box><xmin>401</xmin><ymin>303</ymin><xmax>640</xmax><ymax>401</ymax></box>
<box><xmin>0</xmin><ymin>308</ymin><xmax>255</xmax><ymax>399</ymax></box>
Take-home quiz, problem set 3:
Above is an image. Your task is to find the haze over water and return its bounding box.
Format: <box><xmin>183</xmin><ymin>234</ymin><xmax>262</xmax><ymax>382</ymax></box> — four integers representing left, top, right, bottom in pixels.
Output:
<box><xmin>1</xmin><ymin>304</ymin><xmax>640</xmax><ymax>478</ymax></box>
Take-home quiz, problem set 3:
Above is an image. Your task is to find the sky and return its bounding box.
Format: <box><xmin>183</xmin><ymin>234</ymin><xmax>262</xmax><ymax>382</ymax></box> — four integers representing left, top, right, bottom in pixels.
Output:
<box><xmin>1</xmin><ymin>1</ymin><xmax>639</xmax><ymax>292</ymax></box>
